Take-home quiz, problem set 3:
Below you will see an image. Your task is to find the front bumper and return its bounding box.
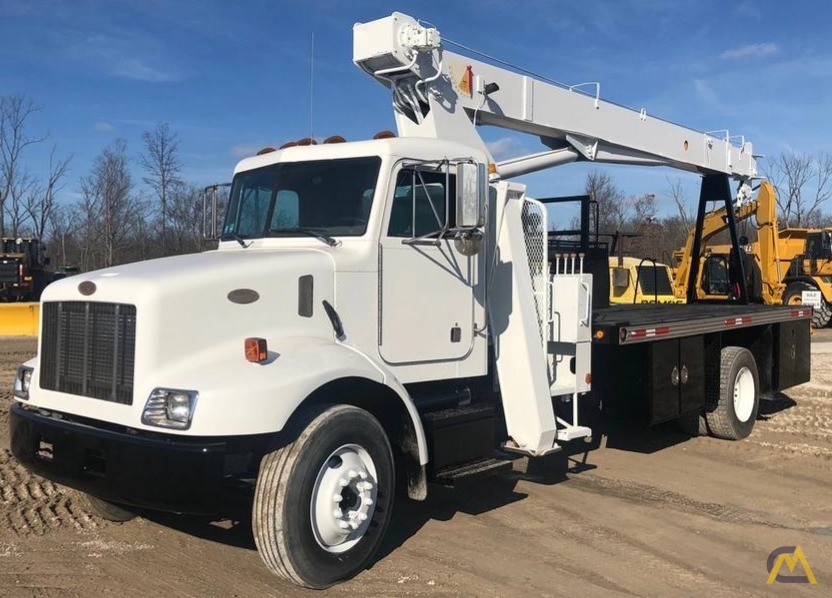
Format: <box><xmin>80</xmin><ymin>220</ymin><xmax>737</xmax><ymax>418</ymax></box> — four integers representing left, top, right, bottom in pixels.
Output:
<box><xmin>10</xmin><ymin>403</ymin><xmax>269</xmax><ymax>515</ymax></box>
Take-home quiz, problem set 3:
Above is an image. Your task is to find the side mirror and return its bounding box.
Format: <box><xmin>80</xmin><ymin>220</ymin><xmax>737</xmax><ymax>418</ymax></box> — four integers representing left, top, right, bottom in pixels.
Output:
<box><xmin>203</xmin><ymin>186</ymin><xmax>218</xmax><ymax>241</ymax></box>
<box><xmin>456</xmin><ymin>162</ymin><xmax>486</xmax><ymax>228</ymax></box>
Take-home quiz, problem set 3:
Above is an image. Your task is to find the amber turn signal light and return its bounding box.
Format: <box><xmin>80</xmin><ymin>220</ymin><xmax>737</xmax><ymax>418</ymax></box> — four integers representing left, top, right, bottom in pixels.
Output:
<box><xmin>245</xmin><ymin>337</ymin><xmax>268</xmax><ymax>363</ymax></box>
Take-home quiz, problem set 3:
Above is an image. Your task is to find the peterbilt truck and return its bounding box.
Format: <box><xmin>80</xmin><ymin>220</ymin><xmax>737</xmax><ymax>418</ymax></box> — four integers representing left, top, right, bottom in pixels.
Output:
<box><xmin>10</xmin><ymin>12</ymin><xmax>810</xmax><ymax>589</ymax></box>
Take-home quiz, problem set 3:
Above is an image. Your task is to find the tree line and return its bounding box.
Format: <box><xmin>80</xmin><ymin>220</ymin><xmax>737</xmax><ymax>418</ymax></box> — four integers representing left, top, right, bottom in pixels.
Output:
<box><xmin>0</xmin><ymin>93</ymin><xmax>211</xmax><ymax>271</ymax></box>
<box><xmin>2</xmin><ymin>91</ymin><xmax>831</xmax><ymax>271</ymax></box>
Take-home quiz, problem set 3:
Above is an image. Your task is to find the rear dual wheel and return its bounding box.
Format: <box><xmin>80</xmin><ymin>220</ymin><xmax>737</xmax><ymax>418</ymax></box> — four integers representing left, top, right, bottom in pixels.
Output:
<box><xmin>704</xmin><ymin>346</ymin><xmax>760</xmax><ymax>440</ymax></box>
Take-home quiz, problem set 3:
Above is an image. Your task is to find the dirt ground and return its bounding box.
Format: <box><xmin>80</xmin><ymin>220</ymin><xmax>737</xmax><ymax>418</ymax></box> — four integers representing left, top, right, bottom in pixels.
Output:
<box><xmin>1</xmin><ymin>334</ymin><xmax>831</xmax><ymax>597</ymax></box>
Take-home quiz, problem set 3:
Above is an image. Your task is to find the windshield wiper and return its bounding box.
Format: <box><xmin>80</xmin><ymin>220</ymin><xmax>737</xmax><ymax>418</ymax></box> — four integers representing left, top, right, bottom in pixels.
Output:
<box><xmin>270</xmin><ymin>228</ymin><xmax>340</xmax><ymax>247</ymax></box>
<box><xmin>226</xmin><ymin>233</ymin><xmax>251</xmax><ymax>248</ymax></box>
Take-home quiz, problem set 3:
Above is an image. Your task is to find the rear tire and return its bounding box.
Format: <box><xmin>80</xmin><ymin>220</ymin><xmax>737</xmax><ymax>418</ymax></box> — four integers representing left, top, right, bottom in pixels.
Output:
<box><xmin>676</xmin><ymin>411</ymin><xmax>706</xmax><ymax>436</ymax></box>
<box><xmin>814</xmin><ymin>299</ymin><xmax>832</xmax><ymax>328</ymax></box>
<box><xmin>704</xmin><ymin>346</ymin><xmax>759</xmax><ymax>440</ymax></box>
<box><xmin>253</xmin><ymin>405</ymin><xmax>394</xmax><ymax>589</ymax></box>
<box><xmin>75</xmin><ymin>491</ymin><xmax>136</xmax><ymax>522</ymax></box>
<box><xmin>783</xmin><ymin>281</ymin><xmax>831</xmax><ymax>328</ymax></box>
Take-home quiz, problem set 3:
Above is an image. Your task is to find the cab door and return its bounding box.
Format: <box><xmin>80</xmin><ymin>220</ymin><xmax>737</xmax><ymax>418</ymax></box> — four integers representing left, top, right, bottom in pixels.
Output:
<box><xmin>378</xmin><ymin>166</ymin><xmax>478</xmax><ymax>364</ymax></box>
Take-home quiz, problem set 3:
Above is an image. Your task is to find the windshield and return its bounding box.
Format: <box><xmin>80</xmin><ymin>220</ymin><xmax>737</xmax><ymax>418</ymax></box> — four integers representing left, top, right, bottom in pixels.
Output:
<box><xmin>221</xmin><ymin>157</ymin><xmax>381</xmax><ymax>241</ymax></box>
<box><xmin>637</xmin><ymin>265</ymin><xmax>673</xmax><ymax>295</ymax></box>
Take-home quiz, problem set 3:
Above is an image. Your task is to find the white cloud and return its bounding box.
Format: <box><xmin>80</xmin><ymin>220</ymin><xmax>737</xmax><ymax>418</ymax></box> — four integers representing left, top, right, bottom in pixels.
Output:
<box><xmin>66</xmin><ymin>32</ymin><xmax>185</xmax><ymax>83</ymax></box>
<box><xmin>230</xmin><ymin>144</ymin><xmax>262</xmax><ymax>158</ymax></box>
<box><xmin>693</xmin><ymin>79</ymin><xmax>720</xmax><ymax>107</ymax></box>
<box><xmin>94</xmin><ymin>121</ymin><xmax>115</xmax><ymax>132</ymax></box>
<box><xmin>733</xmin><ymin>1</ymin><xmax>763</xmax><ymax>20</ymax></box>
<box><xmin>112</xmin><ymin>58</ymin><xmax>180</xmax><ymax>83</ymax></box>
<box><xmin>487</xmin><ymin>137</ymin><xmax>525</xmax><ymax>161</ymax></box>
<box><xmin>721</xmin><ymin>43</ymin><xmax>780</xmax><ymax>60</ymax></box>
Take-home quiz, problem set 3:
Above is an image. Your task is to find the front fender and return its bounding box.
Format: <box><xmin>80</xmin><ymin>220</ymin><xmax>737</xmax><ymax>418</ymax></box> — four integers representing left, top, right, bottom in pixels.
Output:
<box><xmin>146</xmin><ymin>338</ymin><xmax>428</xmax><ymax>464</ymax></box>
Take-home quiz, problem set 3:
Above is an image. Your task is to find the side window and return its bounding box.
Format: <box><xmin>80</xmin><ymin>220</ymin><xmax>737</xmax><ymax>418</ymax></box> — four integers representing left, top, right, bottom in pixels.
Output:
<box><xmin>388</xmin><ymin>169</ymin><xmax>456</xmax><ymax>238</ymax></box>
<box><xmin>702</xmin><ymin>255</ymin><xmax>730</xmax><ymax>295</ymax></box>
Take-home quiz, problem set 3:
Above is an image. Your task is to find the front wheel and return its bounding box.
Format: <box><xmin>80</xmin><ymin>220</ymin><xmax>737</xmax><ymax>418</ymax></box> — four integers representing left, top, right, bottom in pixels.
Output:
<box><xmin>74</xmin><ymin>491</ymin><xmax>136</xmax><ymax>522</ymax></box>
<box><xmin>253</xmin><ymin>405</ymin><xmax>395</xmax><ymax>589</ymax></box>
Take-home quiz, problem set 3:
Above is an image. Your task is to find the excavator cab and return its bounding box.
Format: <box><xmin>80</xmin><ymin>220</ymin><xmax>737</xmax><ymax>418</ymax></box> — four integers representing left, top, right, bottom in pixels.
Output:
<box><xmin>0</xmin><ymin>237</ymin><xmax>52</xmax><ymax>301</ymax></box>
<box><xmin>805</xmin><ymin>231</ymin><xmax>832</xmax><ymax>260</ymax></box>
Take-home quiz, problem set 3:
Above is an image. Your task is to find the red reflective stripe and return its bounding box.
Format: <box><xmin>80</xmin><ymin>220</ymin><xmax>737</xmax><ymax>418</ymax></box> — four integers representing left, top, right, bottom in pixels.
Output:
<box><xmin>791</xmin><ymin>309</ymin><xmax>808</xmax><ymax>318</ymax></box>
<box><xmin>629</xmin><ymin>326</ymin><xmax>671</xmax><ymax>339</ymax></box>
<box><xmin>725</xmin><ymin>316</ymin><xmax>752</xmax><ymax>326</ymax></box>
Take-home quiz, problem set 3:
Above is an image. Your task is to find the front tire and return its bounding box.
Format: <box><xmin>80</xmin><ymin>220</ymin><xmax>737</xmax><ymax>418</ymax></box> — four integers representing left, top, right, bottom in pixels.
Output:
<box><xmin>705</xmin><ymin>346</ymin><xmax>759</xmax><ymax>440</ymax></box>
<box><xmin>75</xmin><ymin>491</ymin><xmax>136</xmax><ymax>522</ymax></box>
<box><xmin>253</xmin><ymin>405</ymin><xmax>394</xmax><ymax>589</ymax></box>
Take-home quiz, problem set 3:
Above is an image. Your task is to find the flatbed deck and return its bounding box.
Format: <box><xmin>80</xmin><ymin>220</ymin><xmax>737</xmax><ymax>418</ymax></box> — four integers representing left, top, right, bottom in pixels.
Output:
<box><xmin>593</xmin><ymin>303</ymin><xmax>812</xmax><ymax>345</ymax></box>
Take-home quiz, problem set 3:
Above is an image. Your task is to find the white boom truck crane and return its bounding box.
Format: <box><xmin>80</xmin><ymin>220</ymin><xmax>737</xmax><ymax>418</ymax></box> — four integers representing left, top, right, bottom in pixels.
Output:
<box><xmin>10</xmin><ymin>12</ymin><xmax>810</xmax><ymax>589</ymax></box>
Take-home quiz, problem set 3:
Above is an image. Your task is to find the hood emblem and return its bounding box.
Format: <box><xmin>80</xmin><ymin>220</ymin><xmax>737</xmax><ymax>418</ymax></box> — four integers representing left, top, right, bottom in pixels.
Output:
<box><xmin>78</xmin><ymin>281</ymin><xmax>97</xmax><ymax>296</ymax></box>
<box><xmin>228</xmin><ymin>288</ymin><xmax>260</xmax><ymax>304</ymax></box>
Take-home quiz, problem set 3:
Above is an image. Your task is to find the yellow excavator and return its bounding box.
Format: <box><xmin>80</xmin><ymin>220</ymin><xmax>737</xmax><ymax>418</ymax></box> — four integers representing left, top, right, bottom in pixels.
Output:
<box><xmin>671</xmin><ymin>181</ymin><xmax>784</xmax><ymax>304</ymax></box>
<box><xmin>671</xmin><ymin>180</ymin><xmax>832</xmax><ymax>327</ymax></box>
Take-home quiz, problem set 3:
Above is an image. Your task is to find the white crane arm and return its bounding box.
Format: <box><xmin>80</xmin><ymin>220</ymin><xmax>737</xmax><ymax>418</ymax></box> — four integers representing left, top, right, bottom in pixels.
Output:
<box><xmin>354</xmin><ymin>13</ymin><xmax>757</xmax><ymax>182</ymax></box>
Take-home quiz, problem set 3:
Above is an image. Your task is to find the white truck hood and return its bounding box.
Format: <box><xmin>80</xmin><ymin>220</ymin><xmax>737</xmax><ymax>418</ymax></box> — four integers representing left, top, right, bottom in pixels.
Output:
<box><xmin>39</xmin><ymin>248</ymin><xmax>337</xmax><ymax>378</ymax></box>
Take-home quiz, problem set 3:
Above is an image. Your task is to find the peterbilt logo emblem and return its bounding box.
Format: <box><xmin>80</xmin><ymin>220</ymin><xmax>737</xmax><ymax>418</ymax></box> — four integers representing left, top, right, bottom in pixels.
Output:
<box><xmin>78</xmin><ymin>281</ymin><xmax>97</xmax><ymax>296</ymax></box>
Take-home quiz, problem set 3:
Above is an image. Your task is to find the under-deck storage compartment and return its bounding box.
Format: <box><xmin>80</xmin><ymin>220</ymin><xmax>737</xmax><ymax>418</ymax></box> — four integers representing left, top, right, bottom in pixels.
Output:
<box><xmin>775</xmin><ymin>319</ymin><xmax>810</xmax><ymax>390</ymax></box>
<box><xmin>595</xmin><ymin>336</ymin><xmax>705</xmax><ymax>425</ymax></box>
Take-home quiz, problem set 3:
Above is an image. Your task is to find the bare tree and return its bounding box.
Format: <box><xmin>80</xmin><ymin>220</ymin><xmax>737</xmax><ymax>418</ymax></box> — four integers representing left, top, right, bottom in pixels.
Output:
<box><xmin>0</xmin><ymin>94</ymin><xmax>46</xmax><ymax>238</ymax></box>
<box><xmin>667</xmin><ymin>177</ymin><xmax>692</xmax><ymax>232</ymax></box>
<box><xmin>79</xmin><ymin>140</ymin><xmax>137</xmax><ymax>268</ymax></box>
<box><xmin>167</xmin><ymin>183</ymin><xmax>207</xmax><ymax>254</ymax></box>
<box><xmin>585</xmin><ymin>170</ymin><xmax>627</xmax><ymax>233</ymax></box>
<box><xmin>47</xmin><ymin>203</ymin><xmax>82</xmax><ymax>268</ymax></box>
<box><xmin>767</xmin><ymin>151</ymin><xmax>832</xmax><ymax>227</ymax></box>
<box><xmin>140</xmin><ymin>123</ymin><xmax>182</xmax><ymax>256</ymax></box>
<box><xmin>25</xmin><ymin>146</ymin><xmax>72</xmax><ymax>240</ymax></box>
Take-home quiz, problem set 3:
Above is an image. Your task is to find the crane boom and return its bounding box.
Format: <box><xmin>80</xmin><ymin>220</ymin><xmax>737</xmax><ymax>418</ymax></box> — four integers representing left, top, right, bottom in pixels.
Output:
<box><xmin>354</xmin><ymin>13</ymin><xmax>757</xmax><ymax>182</ymax></box>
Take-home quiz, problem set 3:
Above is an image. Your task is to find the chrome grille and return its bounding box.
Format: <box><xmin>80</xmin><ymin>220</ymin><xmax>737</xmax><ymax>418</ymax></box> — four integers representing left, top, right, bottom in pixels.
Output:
<box><xmin>40</xmin><ymin>302</ymin><xmax>136</xmax><ymax>404</ymax></box>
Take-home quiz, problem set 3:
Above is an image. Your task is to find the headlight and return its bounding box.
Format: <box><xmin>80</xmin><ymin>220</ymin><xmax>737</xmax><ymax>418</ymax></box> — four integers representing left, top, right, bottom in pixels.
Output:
<box><xmin>141</xmin><ymin>388</ymin><xmax>198</xmax><ymax>430</ymax></box>
<box><xmin>13</xmin><ymin>365</ymin><xmax>33</xmax><ymax>400</ymax></box>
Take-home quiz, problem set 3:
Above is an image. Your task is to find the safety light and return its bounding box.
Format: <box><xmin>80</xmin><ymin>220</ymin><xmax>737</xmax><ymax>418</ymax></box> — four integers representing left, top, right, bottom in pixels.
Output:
<box><xmin>245</xmin><ymin>337</ymin><xmax>268</xmax><ymax>363</ymax></box>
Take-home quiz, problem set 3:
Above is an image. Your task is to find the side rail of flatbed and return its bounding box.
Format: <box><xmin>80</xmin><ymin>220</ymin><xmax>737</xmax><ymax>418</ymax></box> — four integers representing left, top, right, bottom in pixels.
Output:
<box><xmin>590</xmin><ymin>303</ymin><xmax>811</xmax><ymax>431</ymax></box>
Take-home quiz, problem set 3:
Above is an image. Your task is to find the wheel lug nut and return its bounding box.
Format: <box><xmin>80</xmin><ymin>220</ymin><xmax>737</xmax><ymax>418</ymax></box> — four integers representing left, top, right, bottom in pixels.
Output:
<box><xmin>333</xmin><ymin>508</ymin><xmax>342</xmax><ymax>518</ymax></box>
<box><xmin>338</xmin><ymin>521</ymin><xmax>350</xmax><ymax>529</ymax></box>
<box><xmin>339</xmin><ymin>477</ymin><xmax>349</xmax><ymax>487</ymax></box>
<box><xmin>333</xmin><ymin>494</ymin><xmax>342</xmax><ymax>502</ymax></box>
<box><xmin>365</xmin><ymin>498</ymin><xmax>373</xmax><ymax>506</ymax></box>
<box><xmin>358</xmin><ymin>512</ymin><xmax>368</xmax><ymax>521</ymax></box>
<box><xmin>359</xmin><ymin>471</ymin><xmax>368</xmax><ymax>480</ymax></box>
<box><xmin>348</xmin><ymin>469</ymin><xmax>358</xmax><ymax>479</ymax></box>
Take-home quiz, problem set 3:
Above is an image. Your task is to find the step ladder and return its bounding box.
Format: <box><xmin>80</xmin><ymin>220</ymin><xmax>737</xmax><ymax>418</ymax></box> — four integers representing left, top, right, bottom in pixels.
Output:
<box><xmin>488</xmin><ymin>184</ymin><xmax>592</xmax><ymax>456</ymax></box>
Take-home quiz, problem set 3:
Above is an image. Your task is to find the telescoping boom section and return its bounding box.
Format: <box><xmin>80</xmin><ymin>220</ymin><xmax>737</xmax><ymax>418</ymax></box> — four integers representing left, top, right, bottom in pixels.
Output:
<box><xmin>353</xmin><ymin>12</ymin><xmax>757</xmax><ymax>182</ymax></box>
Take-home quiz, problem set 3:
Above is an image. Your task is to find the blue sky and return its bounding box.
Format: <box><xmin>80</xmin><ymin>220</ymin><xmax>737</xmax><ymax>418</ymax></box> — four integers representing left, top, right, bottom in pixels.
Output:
<box><xmin>1</xmin><ymin>0</ymin><xmax>830</xmax><ymax>224</ymax></box>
